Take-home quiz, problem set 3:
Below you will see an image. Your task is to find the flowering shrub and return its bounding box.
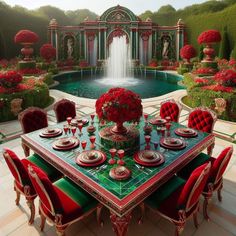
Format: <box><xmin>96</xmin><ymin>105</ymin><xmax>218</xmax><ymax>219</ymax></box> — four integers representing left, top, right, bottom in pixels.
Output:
<box><xmin>198</xmin><ymin>30</ymin><xmax>221</xmax><ymax>44</ymax></box>
<box><xmin>214</xmin><ymin>69</ymin><xmax>236</xmax><ymax>87</ymax></box>
<box><xmin>18</xmin><ymin>68</ymin><xmax>44</xmax><ymax>75</ymax></box>
<box><xmin>180</xmin><ymin>45</ymin><xmax>196</xmax><ymax>62</ymax></box>
<box><xmin>14</xmin><ymin>30</ymin><xmax>39</xmax><ymax>44</ymax></box>
<box><xmin>193</xmin><ymin>67</ymin><xmax>216</xmax><ymax>75</ymax></box>
<box><xmin>79</xmin><ymin>60</ymin><xmax>89</xmax><ymax>67</ymax></box>
<box><xmin>202</xmin><ymin>84</ymin><xmax>233</xmax><ymax>93</ymax></box>
<box><xmin>148</xmin><ymin>59</ymin><xmax>158</xmax><ymax>67</ymax></box>
<box><xmin>0</xmin><ymin>71</ymin><xmax>23</xmax><ymax>88</ymax></box>
<box><xmin>40</xmin><ymin>44</ymin><xmax>56</xmax><ymax>62</ymax></box>
<box><xmin>95</xmin><ymin>87</ymin><xmax>143</xmax><ymax>124</ymax></box>
<box><xmin>194</xmin><ymin>78</ymin><xmax>209</xmax><ymax>84</ymax></box>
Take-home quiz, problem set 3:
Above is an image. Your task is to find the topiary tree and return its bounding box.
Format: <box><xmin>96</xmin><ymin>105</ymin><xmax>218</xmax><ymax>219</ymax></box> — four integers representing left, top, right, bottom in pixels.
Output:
<box><xmin>40</xmin><ymin>44</ymin><xmax>56</xmax><ymax>63</ymax></box>
<box><xmin>230</xmin><ymin>46</ymin><xmax>236</xmax><ymax>60</ymax></box>
<box><xmin>199</xmin><ymin>44</ymin><xmax>204</xmax><ymax>61</ymax></box>
<box><xmin>219</xmin><ymin>26</ymin><xmax>231</xmax><ymax>60</ymax></box>
<box><xmin>180</xmin><ymin>44</ymin><xmax>197</xmax><ymax>63</ymax></box>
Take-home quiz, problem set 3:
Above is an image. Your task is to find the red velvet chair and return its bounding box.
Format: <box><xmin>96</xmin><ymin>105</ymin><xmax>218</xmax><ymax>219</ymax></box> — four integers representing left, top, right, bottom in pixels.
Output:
<box><xmin>178</xmin><ymin>146</ymin><xmax>233</xmax><ymax>220</ymax></box>
<box><xmin>160</xmin><ymin>99</ymin><xmax>182</xmax><ymax>122</ymax></box>
<box><xmin>188</xmin><ymin>107</ymin><xmax>217</xmax><ymax>156</ymax></box>
<box><xmin>2</xmin><ymin>148</ymin><xmax>62</xmax><ymax>224</ymax></box>
<box><xmin>142</xmin><ymin>163</ymin><xmax>211</xmax><ymax>236</ymax></box>
<box><xmin>28</xmin><ymin>165</ymin><xmax>102</xmax><ymax>236</ymax></box>
<box><xmin>53</xmin><ymin>99</ymin><xmax>76</xmax><ymax>123</ymax></box>
<box><xmin>18</xmin><ymin>107</ymin><xmax>48</xmax><ymax>156</ymax></box>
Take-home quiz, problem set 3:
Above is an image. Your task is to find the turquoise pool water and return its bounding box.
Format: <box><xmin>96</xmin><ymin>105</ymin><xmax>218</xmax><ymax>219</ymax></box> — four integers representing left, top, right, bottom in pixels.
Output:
<box><xmin>53</xmin><ymin>71</ymin><xmax>183</xmax><ymax>99</ymax></box>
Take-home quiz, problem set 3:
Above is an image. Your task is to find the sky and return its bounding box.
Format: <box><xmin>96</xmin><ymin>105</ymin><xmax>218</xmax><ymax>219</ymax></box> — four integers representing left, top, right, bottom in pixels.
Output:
<box><xmin>3</xmin><ymin>0</ymin><xmax>208</xmax><ymax>15</ymax></box>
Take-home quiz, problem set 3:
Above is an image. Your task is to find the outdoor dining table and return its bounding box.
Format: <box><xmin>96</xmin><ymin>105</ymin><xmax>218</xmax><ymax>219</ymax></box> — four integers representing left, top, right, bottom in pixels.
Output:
<box><xmin>21</xmin><ymin>117</ymin><xmax>215</xmax><ymax>236</ymax></box>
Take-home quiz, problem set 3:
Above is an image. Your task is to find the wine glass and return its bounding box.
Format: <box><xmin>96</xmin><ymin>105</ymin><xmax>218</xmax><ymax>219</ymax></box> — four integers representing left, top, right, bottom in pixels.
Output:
<box><xmin>90</xmin><ymin>114</ymin><xmax>95</xmax><ymax>124</ymax></box>
<box><xmin>165</xmin><ymin>122</ymin><xmax>172</xmax><ymax>137</ymax></box>
<box><xmin>89</xmin><ymin>135</ymin><xmax>96</xmax><ymax>149</ymax></box>
<box><xmin>165</xmin><ymin>116</ymin><xmax>171</xmax><ymax>123</ymax></box>
<box><xmin>161</xmin><ymin>127</ymin><xmax>166</xmax><ymax>138</ymax></box>
<box><xmin>78</xmin><ymin>122</ymin><xmax>83</xmax><ymax>136</ymax></box>
<box><xmin>81</xmin><ymin>140</ymin><xmax>87</xmax><ymax>151</ymax></box>
<box><xmin>117</xmin><ymin>149</ymin><xmax>125</xmax><ymax>165</ymax></box>
<box><xmin>143</xmin><ymin>113</ymin><xmax>149</xmax><ymax>124</ymax></box>
<box><xmin>153</xmin><ymin>141</ymin><xmax>159</xmax><ymax>150</ymax></box>
<box><xmin>63</xmin><ymin>124</ymin><xmax>69</xmax><ymax>136</ymax></box>
<box><xmin>144</xmin><ymin>135</ymin><xmax>151</xmax><ymax>150</ymax></box>
<box><xmin>109</xmin><ymin>148</ymin><xmax>117</xmax><ymax>165</ymax></box>
<box><xmin>66</xmin><ymin>117</ymin><xmax>72</xmax><ymax>125</ymax></box>
<box><xmin>71</xmin><ymin>126</ymin><xmax>77</xmax><ymax>136</ymax></box>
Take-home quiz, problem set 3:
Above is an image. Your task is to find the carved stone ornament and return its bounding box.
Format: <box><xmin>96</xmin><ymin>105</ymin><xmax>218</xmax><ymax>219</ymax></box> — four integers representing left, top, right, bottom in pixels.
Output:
<box><xmin>11</xmin><ymin>98</ymin><xmax>23</xmax><ymax>116</ymax></box>
<box><xmin>214</xmin><ymin>98</ymin><xmax>226</xmax><ymax>115</ymax></box>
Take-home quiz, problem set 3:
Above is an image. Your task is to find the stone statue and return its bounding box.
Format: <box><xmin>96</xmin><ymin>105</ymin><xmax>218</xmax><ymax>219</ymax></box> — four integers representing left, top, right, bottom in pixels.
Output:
<box><xmin>67</xmin><ymin>38</ymin><xmax>73</xmax><ymax>59</ymax></box>
<box><xmin>162</xmin><ymin>39</ymin><xmax>169</xmax><ymax>59</ymax></box>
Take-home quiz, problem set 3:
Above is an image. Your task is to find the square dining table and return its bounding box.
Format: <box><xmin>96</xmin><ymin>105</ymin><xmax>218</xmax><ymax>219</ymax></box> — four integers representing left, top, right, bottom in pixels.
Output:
<box><xmin>21</xmin><ymin>117</ymin><xmax>215</xmax><ymax>236</ymax></box>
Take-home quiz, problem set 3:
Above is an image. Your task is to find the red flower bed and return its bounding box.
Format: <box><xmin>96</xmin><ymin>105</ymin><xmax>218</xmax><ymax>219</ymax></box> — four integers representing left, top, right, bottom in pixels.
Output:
<box><xmin>198</xmin><ymin>30</ymin><xmax>221</xmax><ymax>44</ymax></box>
<box><xmin>194</xmin><ymin>78</ymin><xmax>209</xmax><ymax>84</ymax></box>
<box><xmin>148</xmin><ymin>59</ymin><xmax>158</xmax><ymax>67</ymax></box>
<box><xmin>79</xmin><ymin>60</ymin><xmax>89</xmax><ymax>67</ymax></box>
<box><xmin>193</xmin><ymin>67</ymin><xmax>216</xmax><ymax>75</ymax></box>
<box><xmin>14</xmin><ymin>30</ymin><xmax>39</xmax><ymax>44</ymax></box>
<box><xmin>214</xmin><ymin>69</ymin><xmax>236</xmax><ymax>87</ymax></box>
<box><xmin>0</xmin><ymin>71</ymin><xmax>23</xmax><ymax>88</ymax></box>
<box><xmin>95</xmin><ymin>88</ymin><xmax>143</xmax><ymax>123</ymax></box>
<box><xmin>40</xmin><ymin>44</ymin><xmax>56</xmax><ymax>62</ymax></box>
<box><xmin>180</xmin><ymin>45</ymin><xmax>196</xmax><ymax>62</ymax></box>
<box><xmin>202</xmin><ymin>84</ymin><xmax>233</xmax><ymax>93</ymax></box>
<box><xmin>18</xmin><ymin>68</ymin><xmax>43</xmax><ymax>75</ymax></box>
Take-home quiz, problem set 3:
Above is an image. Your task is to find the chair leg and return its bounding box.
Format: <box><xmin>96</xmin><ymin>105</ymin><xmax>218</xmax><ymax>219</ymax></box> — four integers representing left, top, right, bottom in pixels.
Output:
<box><xmin>22</xmin><ymin>143</ymin><xmax>30</xmax><ymax>157</ymax></box>
<box><xmin>193</xmin><ymin>212</ymin><xmax>199</xmax><ymax>228</ymax></box>
<box><xmin>203</xmin><ymin>197</ymin><xmax>210</xmax><ymax>221</ymax></box>
<box><xmin>217</xmin><ymin>183</ymin><xmax>223</xmax><ymax>202</ymax></box>
<box><xmin>14</xmin><ymin>187</ymin><xmax>21</xmax><ymax>205</ymax></box>
<box><xmin>26</xmin><ymin>199</ymin><xmax>35</xmax><ymax>225</ymax></box>
<box><xmin>175</xmin><ymin>224</ymin><xmax>184</xmax><ymax>236</ymax></box>
<box><xmin>96</xmin><ymin>204</ymin><xmax>104</xmax><ymax>227</ymax></box>
<box><xmin>55</xmin><ymin>226</ymin><xmax>67</xmax><ymax>236</ymax></box>
<box><xmin>138</xmin><ymin>203</ymin><xmax>145</xmax><ymax>224</ymax></box>
<box><xmin>40</xmin><ymin>212</ymin><xmax>46</xmax><ymax>231</ymax></box>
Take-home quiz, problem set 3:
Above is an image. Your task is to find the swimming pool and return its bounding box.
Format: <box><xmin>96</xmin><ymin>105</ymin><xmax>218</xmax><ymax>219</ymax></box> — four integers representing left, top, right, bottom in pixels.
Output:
<box><xmin>53</xmin><ymin>70</ymin><xmax>183</xmax><ymax>99</ymax></box>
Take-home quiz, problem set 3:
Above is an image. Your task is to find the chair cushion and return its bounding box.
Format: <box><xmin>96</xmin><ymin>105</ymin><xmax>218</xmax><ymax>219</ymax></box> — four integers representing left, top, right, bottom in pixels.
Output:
<box><xmin>177</xmin><ymin>163</ymin><xmax>209</xmax><ymax>209</ymax></box>
<box><xmin>160</xmin><ymin>102</ymin><xmax>180</xmax><ymax>122</ymax></box>
<box><xmin>178</xmin><ymin>152</ymin><xmax>210</xmax><ymax>179</ymax></box>
<box><xmin>27</xmin><ymin>154</ymin><xmax>62</xmax><ymax>182</ymax></box>
<box><xmin>51</xmin><ymin>177</ymin><xmax>98</xmax><ymax>223</ymax></box>
<box><xmin>145</xmin><ymin>175</ymin><xmax>185</xmax><ymax>209</ymax></box>
<box><xmin>54</xmin><ymin>100</ymin><xmax>76</xmax><ymax>122</ymax></box>
<box><xmin>21</xmin><ymin>110</ymin><xmax>48</xmax><ymax>134</ymax></box>
<box><xmin>188</xmin><ymin>110</ymin><xmax>214</xmax><ymax>133</ymax></box>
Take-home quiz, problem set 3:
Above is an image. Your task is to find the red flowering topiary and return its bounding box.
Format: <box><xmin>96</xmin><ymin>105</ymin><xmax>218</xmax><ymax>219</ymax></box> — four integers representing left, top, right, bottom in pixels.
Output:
<box><xmin>193</xmin><ymin>67</ymin><xmax>217</xmax><ymax>75</ymax></box>
<box><xmin>180</xmin><ymin>45</ymin><xmax>196</xmax><ymax>63</ymax></box>
<box><xmin>14</xmin><ymin>30</ymin><xmax>39</xmax><ymax>44</ymax></box>
<box><xmin>95</xmin><ymin>87</ymin><xmax>143</xmax><ymax>124</ymax></box>
<box><xmin>202</xmin><ymin>84</ymin><xmax>233</xmax><ymax>93</ymax></box>
<box><xmin>0</xmin><ymin>71</ymin><xmax>23</xmax><ymax>88</ymax></box>
<box><xmin>214</xmin><ymin>69</ymin><xmax>236</xmax><ymax>87</ymax></box>
<box><xmin>198</xmin><ymin>30</ymin><xmax>221</xmax><ymax>44</ymax></box>
<box><xmin>40</xmin><ymin>44</ymin><xmax>56</xmax><ymax>62</ymax></box>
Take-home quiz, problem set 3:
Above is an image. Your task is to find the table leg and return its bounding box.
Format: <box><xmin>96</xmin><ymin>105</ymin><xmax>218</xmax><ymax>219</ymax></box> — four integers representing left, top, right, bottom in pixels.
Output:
<box><xmin>110</xmin><ymin>211</ymin><xmax>132</xmax><ymax>236</ymax></box>
<box><xmin>207</xmin><ymin>142</ymin><xmax>215</xmax><ymax>156</ymax></box>
<box><xmin>22</xmin><ymin>143</ymin><xmax>30</xmax><ymax>156</ymax></box>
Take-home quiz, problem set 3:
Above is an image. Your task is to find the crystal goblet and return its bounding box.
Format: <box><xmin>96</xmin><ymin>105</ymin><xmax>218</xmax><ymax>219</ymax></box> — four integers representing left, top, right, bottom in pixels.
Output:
<box><xmin>109</xmin><ymin>148</ymin><xmax>117</xmax><ymax>165</ymax></box>
<box><xmin>117</xmin><ymin>149</ymin><xmax>125</xmax><ymax>165</ymax></box>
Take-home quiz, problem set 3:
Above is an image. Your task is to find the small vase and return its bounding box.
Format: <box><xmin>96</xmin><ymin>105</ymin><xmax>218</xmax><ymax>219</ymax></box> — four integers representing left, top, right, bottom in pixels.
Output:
<box><xmin>111</xmin><ymin>122</ymin><xmax>127</xmax><ymax>134</ymax></box>
<box><xmin>203</xmin><ymin>44</ymin><xmax>215</xmax><ymax>61</ymax></box>
<box><xmin>21</xmin><ymin>43</ymin><xmax>34</xmax><ymax>61</ymax></box>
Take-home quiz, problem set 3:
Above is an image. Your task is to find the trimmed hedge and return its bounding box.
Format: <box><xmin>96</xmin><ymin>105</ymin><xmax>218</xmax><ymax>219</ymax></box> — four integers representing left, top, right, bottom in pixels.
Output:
<box><xmin>183</xmin><ymin>73</ymin><xmax>236</xmax><ymax>121</ymax></box>
<box><xmin>0</xmin><ymin>82</ymin><xmax>52</xmax><ymax>122</ymax></box>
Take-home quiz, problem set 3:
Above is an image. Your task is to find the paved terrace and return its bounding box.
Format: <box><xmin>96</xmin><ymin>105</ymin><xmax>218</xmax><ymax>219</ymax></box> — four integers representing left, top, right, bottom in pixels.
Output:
<box><xmin>0</xmin><ymin>89</ymin><xmax>236</xmax><ymax>236</ymax></box>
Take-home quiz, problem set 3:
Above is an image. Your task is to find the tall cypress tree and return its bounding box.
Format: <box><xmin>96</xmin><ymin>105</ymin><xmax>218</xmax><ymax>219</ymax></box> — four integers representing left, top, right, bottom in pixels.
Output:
<box><xmin>198</xmin><ymin>44</ymin><xmax>204</xmax><ymax>61</ymax></box>
<box><xmin>219</xmin><ymin>26</ymin><xmax>231</xmax><ymax>60</ymax></box>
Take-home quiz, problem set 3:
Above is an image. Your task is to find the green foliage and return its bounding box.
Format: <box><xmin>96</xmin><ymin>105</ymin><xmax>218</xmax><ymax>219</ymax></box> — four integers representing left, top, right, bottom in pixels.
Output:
<box><xmin>66</xmin><ymin>9</ymin><xmax>98</xmax><ymax>24</ymax></box>
<box><xmin>43</xmin><ymin>73</ymin><xmax>54</xmax><ymax>85</ymax></box>
<box><xmin>0</xmin><ymin>82</ymin><xmax>52</xmax><ymax>122</ymax></box>
<box><xmin>157</xmin><ymin>5</ymin><xmax>176</xmax><ymax>14</ymax></box>
<box><xmin>183</xmin><ymin>73</ymin><xmax>236</xmax><ymax>121</ymax></box>
<box><xmin>17</xmin><ymin>61</ymin><xmax>36</xmax><ymax>70</ymax></box>
<box><xmin>230</xmin><ymin>46</ymin><xmax>236</xmax><ymax>59</ymax></box>
<box><xmin>177</xmin><ymin>67</ymin><xmax>189</xmax><ymax>75</ymax></box>
<box><xmin>199</xmin><ymin>45</ymin><xmax>204</xmax><ymax>61</ymax></box>
<box><xmin>219</xmin><ymin>26</ymin><xmax>231</xmax><ymax>59</ymax></box>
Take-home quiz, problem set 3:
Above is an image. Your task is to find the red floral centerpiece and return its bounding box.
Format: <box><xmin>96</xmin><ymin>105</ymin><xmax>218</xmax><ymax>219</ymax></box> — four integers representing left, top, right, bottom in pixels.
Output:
<box><xmin>40</xmin><ymin>44</ymin><xmax>56</xmax><ymax>63</ymax></box>
<box><xmin>96</xmin><ymin>87</ymin><xmax>143</xmax><ymax>134</ymax></box>
<box><xmin>14</xmin><ymin>30</ymin><xmax>39</xmax><ymax>61</ymax></box>
<box><xmin>0</xmin><ymin>70</ymin><xmax>23</xmax><ymax>88</ymax></box>
<box><xmin>180</xmin><ymin>44</ymin><xmax>196</xmax><ymax>63</ymax></box>
<box><xmin>198</xmin><ymin>30</ymin><xmax>221</xmax><ymax>61</ymax></box>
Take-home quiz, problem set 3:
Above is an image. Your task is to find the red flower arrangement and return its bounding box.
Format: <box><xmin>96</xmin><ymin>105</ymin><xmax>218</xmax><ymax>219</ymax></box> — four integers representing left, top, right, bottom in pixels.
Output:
<box><xmin>194</xmin><ymin>78</ymin><xmax>209</xmax><ymax>84</ymax></box>
<box><xmin>193</xmin><ymin>67</ymin><xmax>216</xmax><ymax>75</ymax></box>
<box><xmin>202</xmin><ymin>84</ymin><xmax>233</xmax><ymax>93</ymax></box>
<box><xmin>14</xmin><ymin>30</ymin><xmax>39</xmax><ymax>44</ymax></box>
<box><xmin>0</xmin><ymin>70</ymin><xmax>23</xmax><ymax>88</ymax></box>
<box><xmin>197</xmin><ymin>30</ymin><xmax>221</xmax><ymax>44</ymax></box>
<box><xmin>214</xmin><ymin>69</ymin><xmax>236</xmax><ymax>87</ymax></box>
<box><xmin>96</xmin><ymin>88</ymin><xmax>143</xmax><ymax>126</ymax></box>
<box><xmin>40</xmin><ymin>44</ymin><xmax>56</xmax><ymax>62</ymax></box>
<box><xmin>180</xmin><ymin>45</ymin><xmax>196</xmax><ymax>63</ymax></box>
